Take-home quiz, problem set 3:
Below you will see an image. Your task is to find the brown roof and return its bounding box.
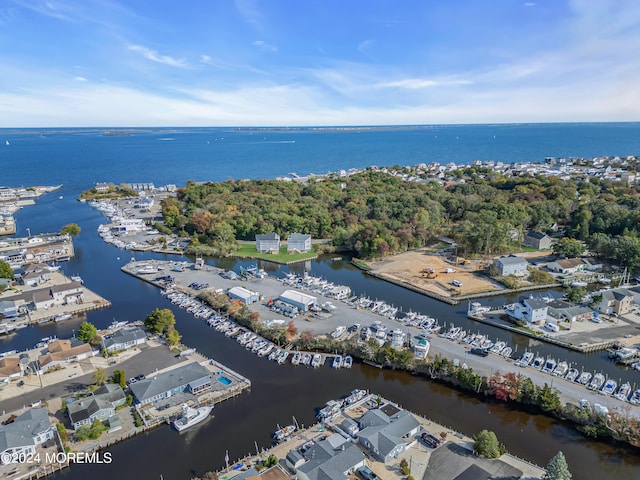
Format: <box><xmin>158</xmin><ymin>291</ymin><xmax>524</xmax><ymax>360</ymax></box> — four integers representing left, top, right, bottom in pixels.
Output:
<box><xmin>38</xmin><ymin>340</ymin><xmax>92</xmax><ymax>367</ymax></box>
<box><xmin>555</xmin><ymin>258</ymin><xmax>585</xmax><ymax>269</ymax></box>
<box><xmin>0</xmin><ymin>358</ymin><xmax>21</xmax><ymax>378</ymax></box>
<box><xmin>245</xmin><ymin>467</ymin><xmax>290</xmax><ymax>480</ymax></box>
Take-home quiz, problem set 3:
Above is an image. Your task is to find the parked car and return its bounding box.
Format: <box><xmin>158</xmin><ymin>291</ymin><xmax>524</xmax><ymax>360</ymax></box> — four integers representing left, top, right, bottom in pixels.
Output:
<box><xmin>469</xmin><ymin>347</ymin><xmax>488</xmax><ymax>357</ymax></box>
<box><xmin>421</xmin><ymin>432</ymin><xmax>442</xmax><ymax>448</ymax></box>
<box><xmin>357</xmin><ymin>466</ymin><xmax>379</xmax><ymax>480</ymax></box>
<box><xmin>17</xmin><ymin>380</ymin><xmax>24</xmax><ymax>387</ymax></box>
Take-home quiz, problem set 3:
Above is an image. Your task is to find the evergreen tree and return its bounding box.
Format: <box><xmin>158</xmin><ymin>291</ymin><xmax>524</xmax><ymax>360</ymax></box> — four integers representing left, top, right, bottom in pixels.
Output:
<box><xmin>543</xmin><ymin>451</ymin><xmax>572</xmax><ymax>480</ymax></box>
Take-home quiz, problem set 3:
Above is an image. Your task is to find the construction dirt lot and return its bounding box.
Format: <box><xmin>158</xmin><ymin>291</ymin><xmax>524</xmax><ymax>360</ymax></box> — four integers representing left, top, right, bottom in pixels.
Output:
<box><xmin>366</xmin><ymin>250</ymin><xmax>505</xmax><ymax>300</ymax></box>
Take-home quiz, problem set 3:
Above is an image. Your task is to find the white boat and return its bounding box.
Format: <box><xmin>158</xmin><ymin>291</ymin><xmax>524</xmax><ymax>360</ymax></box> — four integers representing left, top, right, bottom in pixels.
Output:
<box><xmin>343</xmin><ymin>355</ymin><xmax>353</xmax><ymax>368</ymax></box>
<box><xmin>54</xmin><ymin>313</ymin><xmax>73</xmax><ymax>322</ymax></box>
<box><xmin>515</xmin><ymin>351</ymin><xmax>534</xmax><ymax>367</ymax></box>
<box><xmin>577</xmin><ymin>371</ymin><xmax>592</xmax><ymax>385</ymax></box>
<box><xmin>331</xmin><ymin>326</ymin><xmax>346</xmax><ymax>339</ymax></box>
<box><xmin>542</xmin><ymin>358</ymin><xmax>557</xmax><ymax>374</ymax></box>
<box><xmin>552</xmin><ymin>361</ymin><xmax>569</xmax><ymax>377</ymax></box>
<box><xmin>599</xmin><ymin>378</ymin><xmax>617</xmax><ymax>396</ymax></box>
<box><xmin>332</xmin><ymin>355</ymin><xmax>343</xmax><ymax>369</ymax></box>
<box><xmin>489</xmin><ymin>341</ymin><xmax>506</xmax><ymax>355</ymax></box>
<box><xmin>531</xmin><ymin>356</ymin><xmax>545</xmax><ymax>370</ymax></box>
<box><xmin>499</xmin><ymin>346</ymin><xmax>513</xmax><ymax>359</ymax></box>
<box><xmin>588</xmin><ymin>373</ymin><xmax>605</xmax><ymax>391</ymax></box>
<box><xmin>311</xmin><ymin>354</ymin><xmax>322</xmax><ymax>368</ymax></box>
<box><xmin>614</xmin><ymin>382</ymin><xmax>632</xmax><ymax>402</ymax></box>
<box><xmin>273</xmin><ymin>424</ymin><xmax>296</xmax><ymax>441</ymax></box>
<box><xmin>629</xmin><ymin>389</ymin><xmax>640</xmax><ymax>405</ymax></box>
<box><xmin>301</xmin><ymin>353</ymin><xmax>312</xmax><ymax>366</ymax></box>
<box><xmin>565</xmin><ymin>368</ymin><xmax>580</xmax><ymax>382</ymax></box>
<box><xmin>571</xmin><ymin>280</ymin><xmax>588</xmax><ymax>287</ymax></box>
<box><xmin>317</xmin><ymin>400</ymin><xmax>342</xmax><ymax>420</ymax></box>
<box><xmin>172</xmin><ymin>404</ymin><xmax>213</xmax><ymax>432</ymax></box>
<box><xmin>5</xmin><ymin>140</ymin><xmax>9</xmax><ymax>146</ymax></box>
<box><xmin>291</xmin><ymin>352</ymin><xmax>301</xmax><ymax>366</ymax></box>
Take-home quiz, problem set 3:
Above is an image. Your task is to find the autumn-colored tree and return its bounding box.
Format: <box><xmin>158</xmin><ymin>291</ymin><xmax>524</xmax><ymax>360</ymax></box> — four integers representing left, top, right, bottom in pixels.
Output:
<box><xmin>250</xmin><ymin>311</ymin><xmax>260</xmax><ymax>322</ymax></box>
<box><xmin>300</xmin><ymin>330</ymin><xmax>314</xmax><ymax>346</ymax></box>
<box><xmin>286</xmin><ymin>321</ymin><xmax>298</xmax><ymax>340</ymax></box>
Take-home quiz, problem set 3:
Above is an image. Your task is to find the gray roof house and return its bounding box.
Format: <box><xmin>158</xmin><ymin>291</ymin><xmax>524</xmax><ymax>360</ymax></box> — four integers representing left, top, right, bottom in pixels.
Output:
<box><xmin>101</xmin><ymin>326</ymin><xmax>147</xmax><ymax>353</ymax></box>
<box><xmin>129</xmin><ymin>362</ymin><xmax>212</xmax><ymax>405</ymax></box>
<box><xmin>357</xmin><ymin>406</ymin><xmax>420</xmax><ymax>463</ymax></box>
<box><xmin>67</xmin><ymin>384</ymin><xmax>126</xmax><ymax>430</ymax></box>
<box><xmin>0</xmin><ymin>408</ymin><xmax>54</xmax><ymax>463</ymax></box>
<box><xmin>506</xmin><ymin>297</ymin><xmax>549</xmax><ymax>325</ymax></box>
<box><xmin>523</xmin><ymin>230</ymin><xmax>553</xmax><ymax>250</ymax></box>
<box><xmin>494</xmin><ymin>255</ymin><xmax>528</xmax><ymax>277</ymax></box>
<box><xmin>255</xmin><ymin>233</ymin><xmax>280</xmax><ymax>253</ymax></box>
<box><xmin>547</xmin><ymin>299</ymin><xmax>594</xmax><ymax>325</ymax></box>
<box><xmin>287</xmin><ymin>233</ymin><xmax>312</xmax><ymax>253</ymax></box>
<box><xmin>285</xmin><ymin>433</ymin><xmax>365</xmax><ymax>480</ymax></box>
<box><xmin>32</xmin><ymin>281</ymin><xmax>83</xmax><ymax>310</ymax></box>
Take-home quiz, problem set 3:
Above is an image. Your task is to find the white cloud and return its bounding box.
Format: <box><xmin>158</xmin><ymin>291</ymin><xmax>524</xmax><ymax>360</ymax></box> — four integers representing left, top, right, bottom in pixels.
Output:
<box><xmin>524</xmin><ymin>2</ymin><xmax>536</xmax><ymax>6</ymax></box>
<box><xmin>200</xmin><ymin>55</ymin><xmax>212</xmax><ymax>64</ymax></box>
<box><xmin>357</xmin><ymin>39</ymin><xmax>374</xmax><ymax>56</ymax></box>
<box><xmin>235</xmin><ymin>0</ymin><xmax>263</xmax><ymax>28</ymax></box>
<box><xmin>73</xmin><ymin>76</ymin><xmax>87</xmax><ymax>82</ymax></box>
<box><xmin>253</xmin><ymin>40</ymin><xmax>277</xmax><ymax>52</ymax></box>
<box><xmin>377</xmin><ymin>78</ymin><xmax>473</xmax><ymax>89</ymax></box>
<box><xmin>128</xmin><ymin>45</ymin><xmax>188</xmax><ymax>68</ymax></box>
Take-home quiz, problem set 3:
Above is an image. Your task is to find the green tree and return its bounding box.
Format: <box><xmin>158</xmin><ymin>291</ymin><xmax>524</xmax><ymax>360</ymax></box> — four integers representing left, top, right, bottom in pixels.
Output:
<box><xmin>473</xmin><ymin>430</ymin><xmax>505</xmax><ymax>458</ymax></box>
<box><xmin>0</xmin><ymin>260</ymin><xmax>14</xmax><ymax>279</ymax></box>
<box><xmin>264</xmin><ymin>455</ymin><xmax>278</xmax><ymax>468</ymax></box>
<box><xmin>144</xmin><ymin>308</ymin><xmax>176</xmax><ymax>334</ymax></box>
<box><xmin>56</xmin><ymin>422</ymin><xmax>68</xmax><ymax>444</ymax></box>
<box><xmin>539</xmin><ymin>384</ymin><xmax>562</xmax><ymax>413</ymax></box>
<box><xmin>60</xmin><ymin>223</ymin><xmax>81</xmax><ymax>237</ymax></box>
<box><xmin>165</xmin><ymin>327</ymin><xmax>182</xmax><ymax>346</ymax></box>
<box><xmin>77</xmin><ymin>321</ymin><xmax>99</xmax><ymax>345</ymax></box>
<box><xmin>92</xmin><ymin>367</ymin><xmax>107</xmax><ymax>386</ymax></box>
<box><xmin>529</xmin><ymin>269</ymin><xmax>555</xmax><ymax>284</ymax></box>
<box><xmin>565</xmin><ymin>286</ymin><xmax>586</xmax><ymax>304</ymax></box>
<box><xmin>543</xmin><ymin>451</ymin><xmax>572</xmax><ymax>480</ymax></box>
<box><xmin>111</xmin><ymin>369</ymin><xmax>126</xmax><ymax>388</ymax></box>
<box><xmin>552</xmin><ymin>238</ymin><xmax>584</xmax><ymax>258</ymax></box>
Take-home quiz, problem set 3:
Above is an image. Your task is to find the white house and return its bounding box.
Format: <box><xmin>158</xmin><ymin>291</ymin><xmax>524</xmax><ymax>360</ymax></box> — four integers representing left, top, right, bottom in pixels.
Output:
<box><xmin>494</xmin><ymin>255</ymin><xmax>528</xmax><ymax>276</ymax></box>
<box><xmin>0</xmin><ymin>409</ymin><xmax>54</xmax><ymax>463</ymax></box>
<box><xmin>255</xmin><ymin>233</ymin><xmax>280</xmax><ymax>253</ymax></box>
<box><xmin>287</xmin><ymin>233</ymin><xmax>312</xmax><ymax>253</ymax></box>
<box><xmin>506</xmin><ymin>297</ymin><xmax>548</xmax><ymax>325</ymax></box>
<box><xmin>32</xmin><ymin>281</ymin><xmax>84</xmax><ymax>310</ymax></box>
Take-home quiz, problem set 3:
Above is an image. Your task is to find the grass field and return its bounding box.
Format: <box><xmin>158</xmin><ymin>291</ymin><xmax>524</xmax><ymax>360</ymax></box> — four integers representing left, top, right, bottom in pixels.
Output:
<box><xmin>234</xmin><ymin>243</ymin><xmax>318</xmax><ymax>263</ymax></box>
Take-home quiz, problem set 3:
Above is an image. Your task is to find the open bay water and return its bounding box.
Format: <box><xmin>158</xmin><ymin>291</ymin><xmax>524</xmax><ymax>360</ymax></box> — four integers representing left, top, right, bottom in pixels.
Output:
<box><xmin>1</xmin><ymin>123</ymin><xmax>640</xmax><ymax>478</ymax></box>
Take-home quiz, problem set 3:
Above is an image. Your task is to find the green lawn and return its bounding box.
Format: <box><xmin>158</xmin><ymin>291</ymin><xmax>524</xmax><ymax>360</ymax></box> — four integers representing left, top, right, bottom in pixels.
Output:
<box><xmin>234</xmin><ymin>243</ymin><xmax>318</xmax><ymax>263</ymax></box>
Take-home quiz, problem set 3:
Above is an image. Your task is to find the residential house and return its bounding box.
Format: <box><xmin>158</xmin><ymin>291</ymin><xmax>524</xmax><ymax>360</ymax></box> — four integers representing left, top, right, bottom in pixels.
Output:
<box><xmin>38</xmin><ymin>339</ymin><xmax>93</xmax><ymax>371</ymax></box>
<box><xmin>95</xmin><ymin>182</ymin><xmax>110</xmax><ymax>192</ymax></box>
<box><xmin>287</xmin><ymin>233</ymin><xmax>312</xmax><ymax>253</ymax></box>
<box><xmin>547</xmin><ymin>257</ymin><xmax>588</xmax><ymax>274</ymax></box>
<box><xmin>0</xmin><ymin>357</ymin><xmax>22</xmax><ymax>381</ymax></box>
<box><xmin>255</xmin><ymin>233</ymin><xmax>280</xmax><ymax>253</ymax></box>
<box><xmin>523</xmin><ymin>230</ymin><xmax>553</xmax><ymax>250</ymax></box>
<box><xmin>32</xmin><ymin>281</ymin><xmax>83</xmax><ymax>310</ymax></box>
<box><xmin>506</xmin><ymin>297</ymin><xmax>549</xmax><ymax>325</ymax></box>
<box><xmin>129</xmin><ymin>362</ymin><xmax>212</xmax><ymax>405</ymax></box>
<box><xmin>494</xmin><ymin>255</ymin><xmax>529</xmax><ymax>277</ymax></box>
<box><xmin>357</xmin><ymin>404</ymin><xmax>420</xmax><ymax>463</ymax></box>
<box><xmin>0</xmin><ymin>249</ymin><xmax>25</xmax><ymax>268</ymax></box>
<box><xmin>597</xmin><ymin>289</ymin><xmax>634</xmax><ymax>316</ymax></box>
<box><xmin>546</xmin><ymin>299</ymin><xmax>594</xmax><ymax>327</ymax></box>
<box><xmin>229</xmin><ymin>466</ymin><xmax>290</xmax><ymax>480</ymax></box>
<box><xmin>100</xmin><ymin>326</ymin><xmax>147</xmax><ymax>354</ymax></box>
<box><xmin>0</xmin><ymin>300</ymin><xmax>18</xmax><ymax>319</ymax></box>
<box><xmin>285</xmin><ymin>433</ymin><xmax>365</xmax><ymax>480</ymax></box>
<box><xmin>0</xmin><ymin>409</ymin><xmax>54</xmax><ymax>464</ymax></box>
<box><xmin>67</xmin><ymin>384</ymin><xmax>126</xmax><ymax>430</ymax></box>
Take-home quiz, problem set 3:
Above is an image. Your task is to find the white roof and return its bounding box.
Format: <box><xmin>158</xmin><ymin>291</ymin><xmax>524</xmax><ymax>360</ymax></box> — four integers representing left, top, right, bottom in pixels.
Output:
<box><xmin>228</xmin><ymin>286</ymin><xmax>257</xmax><ymax>300</ymax></box>
<box><xmin>280</xmin><ymin>289</ymin><xmax>317</xmax><ymax>305</ymax></box>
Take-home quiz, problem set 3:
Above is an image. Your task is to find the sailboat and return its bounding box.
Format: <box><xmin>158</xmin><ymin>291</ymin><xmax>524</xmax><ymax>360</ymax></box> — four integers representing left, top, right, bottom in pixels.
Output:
<box><xmin>5</xmin><ymin>140</ymin><xmax>9</xmax><ymax>146</ymax></box>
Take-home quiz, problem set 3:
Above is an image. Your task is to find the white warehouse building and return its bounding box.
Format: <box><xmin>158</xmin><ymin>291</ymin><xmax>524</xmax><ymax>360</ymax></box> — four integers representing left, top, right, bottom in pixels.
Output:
<box><xmin>279</xmin><ymin>290</ymin><xmax>318</xmax><ymax>312</ymax></box>
<box><xmin>228</xmin><ymin>286</ymin><xmax>260</xmax><ymax>305</ymax></box>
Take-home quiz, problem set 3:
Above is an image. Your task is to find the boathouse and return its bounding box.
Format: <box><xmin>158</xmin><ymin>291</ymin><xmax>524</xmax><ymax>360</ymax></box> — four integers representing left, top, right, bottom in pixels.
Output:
<box><xmin>278</xmin><ymin>290</ymin><xmax>318</xmax><ymax>312</ymax></box>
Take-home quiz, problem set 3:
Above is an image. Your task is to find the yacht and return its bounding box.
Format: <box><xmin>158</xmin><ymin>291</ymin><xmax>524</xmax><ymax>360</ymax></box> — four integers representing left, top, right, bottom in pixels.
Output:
<box><xmin>173</xmin><ymin>404</ymin><xmax>213</xmax><ymax>432</ymax></box>
<box><xmin>273</xmin><ymin>424</ymin><xmax>296</xmax><ymax>442</ymax></box>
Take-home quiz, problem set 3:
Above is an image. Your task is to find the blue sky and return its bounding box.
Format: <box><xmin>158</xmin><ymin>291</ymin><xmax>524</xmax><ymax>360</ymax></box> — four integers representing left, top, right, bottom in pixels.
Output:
<box><xmin>1</xmin><ymin>0</ymin><xmax>639</xmax><ymax>127</ymax></box>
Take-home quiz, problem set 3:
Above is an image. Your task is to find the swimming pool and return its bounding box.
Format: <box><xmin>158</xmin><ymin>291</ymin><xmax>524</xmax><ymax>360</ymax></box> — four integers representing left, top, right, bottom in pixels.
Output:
<box><xmin>217</xmin><ymin>376</ymin><xmax>232</xmax><ymax>385</ymax></box>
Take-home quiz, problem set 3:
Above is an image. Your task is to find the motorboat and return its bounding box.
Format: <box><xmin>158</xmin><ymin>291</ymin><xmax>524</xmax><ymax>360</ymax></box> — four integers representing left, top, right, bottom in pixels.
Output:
<box><xmin>614</xmin><ymin>382</ymin><xmax>632</xmax><ymax>402</ymax></box>
<box><xmin>343</xmin><ymin>355</ymin><xmax>353</xmax><ymax>368</ymax></box>
<box><xmin>552</xmin><ymin>361</ymin><xmax>569</xmax><ymax>377</ymax></box>
<box><xmin>332</xmin><ymin>355</ymin><xmax>343</xmax><ymax>369</ymax></box>
<box><xmin>577</xmin><ymin>371</ymin><xmax>592</xmax><ymax>385</ymax></box>
<box><xmin>301</xmin><ymin>353</ymin><xmax>312</xmax><ymax>366</ymax></box>
<box><xmin>54</xmin><ymin>313</ymin><xmax>73</xmax><ymax>323</ymax></box>
<box><xmin>515</xmin><ymin>351</ymin><xmax>534</xmax><ymax>367</ymax></box>
<box><xmin>499</xmin><ymin>346</ymin><xmax>513</xmax><ymax>359</ymax></box>
<box><xmin>273</xmin><ymin>424</ymin><xmax>296</xmax><ymax>442</ymax></box>
<box><xmin>531</xmin><ymin>356</ymin><xmax>545</xmax><ymax>370</ymax></box>
<box><xmin>489</xmin><ymin>341</ymin><xmax>506</xmax><ymax>355</ymax></box>
<box><xmin>588</xmin><ymin>373</ymin><xmax>606</xmax><ymax>391</ymax></box>
<box><xmin>629</xmin><ymin>389</ymin><xmax>640</xmax><ymax>405</ymax></box>
<box><xmin>565</xmin><ymin>368</ymin><xmax>580</xmax><ymax>382</ymax></box>
<box><xmin>311</xmin><ymin>354</ymin><xmax>322</xmax><ymax>368</ymax></box>
<box><xmin>172</xmin><ymin>404</ymin><xmax>213</xmax><ymax>432</ymax></box>
<box><xmin>291</xmin><ymin>352</ymin><xmax>301</xmax><ymax>366</ymax></box>
<box><xmin>317</xmin><ymin>400</ymin><xmax>342</xmax><ymax>420</ymax></box>
<box><xmin>599</xmin><ymin>378</ymin><xmax>617</xmax><ymax>396</ymax></box>
<box><xmin>542</xmin><ymin>358</ymin><xmax>557</xmax><ymax>374</ymax></box>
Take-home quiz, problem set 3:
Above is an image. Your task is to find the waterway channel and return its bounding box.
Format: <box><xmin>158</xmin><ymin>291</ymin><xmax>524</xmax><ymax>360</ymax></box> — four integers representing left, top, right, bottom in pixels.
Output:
<box><xmin>2</xmin><ymin>195</ymin><xmax>640</xmax><ymax>479</ymax></box>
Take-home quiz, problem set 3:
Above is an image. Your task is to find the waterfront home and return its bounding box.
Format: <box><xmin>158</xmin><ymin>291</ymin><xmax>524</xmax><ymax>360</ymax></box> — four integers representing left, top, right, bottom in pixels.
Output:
<box><xmin>228</xmin><ymin>286</ymin><xmax>260</xmax><ymax>305</ymax></box>
<box><xmin>67</xmin><ymin>384</ymin><xmax>126</xmax><ymax>430</ymax></box>
<box><xmin>255</xmin><ymin>233</ymin><xmax>280</xmax><ymax>253</ymax></box>
<box><xmin>285</xmin><ymin>433</ymin><xmax>366</xmax><ymax>480</ymax></box>
<box><xmin>546</xmin><ymin>299</ymin><xmax>594</xmax><ymax>327</ymax></box>
<box><xmin>494</xmin><ymin>255</ymin><xmax>528</xmax><ymax>277</ymax></box>
<box><xmin>357</xmin><ymin>404</ymin><xmax>420</xmax><ymax>463</ymax></box>
<box><xmin>0</xmin><ymin>357</ymin><xmax>22</xmax><ymax>381</ymax></box>
<box><xmin>287</xmin><ymin>233</ymin><xmax>312</xmax><ymax>253</ymax></box>
<box><xmin>32</xmin><ymin>281</ymin><xmax>83</xmax><ymax>311</ymax></box>
<box><xmin>37</xmin><ymin>339</ymin><xmax>93</xmax><ymax>371</ymax></box>
<box><xmin>129</xmin><ymin>362</ymin><xmax>212</xmax><ymax>405</ymax></box>
<box><xmin>506</xmin><ymin>297</ymin><xmax>548</xmax><ymax>325</ymax></box>
<box><xmin>101</xmin><ymin>326</ymin><xmax>147</xmax><ymax>353</ymax></box>
<box><xmin>0</xmin><ymin>409</ymin><xmax>54</xmax><ymax>464</ymax></box>
<box><xmin>547</xmin><ymin>257</ymin><xmax>587</xmax><ymax>274</ymax></box>
<box><xmin>94</xmin><ymin>182</ymin><xmax>111</xmax><ymax>192</ymax></box>
<box><xmin>597</xmin><ymin>289</ymin><xmax>634</xmax><ymax>316</ymax></box>
<box><xmin>227</xmin><ymin>465</ymin><xmax>290</xmax><ymax>480</ymax></box>
<box><xmin>340</xmin><ymin>417</ymin><xmax>360</xmax><ymax>438</ymax></box>
<box><xmin>278</xmin><ymin>290</ymin><xmax>318</xmax><ymax>312</ymax></box>
<box><xmin>0</xmin><ymin>300</ymin><xmax>18</xmax><ymax>318</ymax></box>
<box><xmin>111</xmin><ymin>218</ymin><xmax>146</xmax><ymax>233</ymax></box>
<box><xmin>0</xmin><ymin>248</ymin><xmax>25</xmax><ymax>267</ymax></box>
<box><xmin>523</xmin><ymin>230</ymin><xmax>553</xmax><ymax>250</ymax></box>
